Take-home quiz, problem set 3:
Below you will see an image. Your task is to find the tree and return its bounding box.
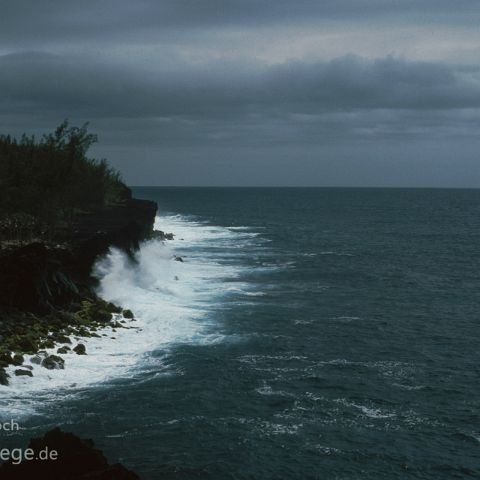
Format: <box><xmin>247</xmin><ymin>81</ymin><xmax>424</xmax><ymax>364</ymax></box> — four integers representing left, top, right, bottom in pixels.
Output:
<box><xmin>0</xmin><ymin>121</ymin><xmax>126</xmax><ymax>241</ymax></box>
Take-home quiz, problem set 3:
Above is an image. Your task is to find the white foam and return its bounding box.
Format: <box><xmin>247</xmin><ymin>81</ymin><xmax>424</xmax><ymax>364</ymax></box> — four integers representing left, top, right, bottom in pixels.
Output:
<box><xmin>0</xmin><ymin>214</ymin><xmax>261</xmax><ymax>417</ymax></box>
<box><xmin>255</xmin><ymin>382</ymin><xmax>296</xmax><ymax>398</ymax></box>
<box><xmin>334</xmin><ymin>398</ymin><xmax>397</xmax><ymax>419</ymax></box>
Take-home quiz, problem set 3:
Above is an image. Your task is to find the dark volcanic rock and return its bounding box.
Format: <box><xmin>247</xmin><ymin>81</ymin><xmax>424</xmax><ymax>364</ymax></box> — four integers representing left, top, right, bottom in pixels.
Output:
<box><xmin>11</xmin><ymin>354</ymin><xmax>24</xmax><ymax>366</ymax></box>
<box><xmin>0</xmin><ymin>243</ymin><xmax>79</xmax><ymax>314</ymax></box>
<box><xmin>0</xmin><ymin>191</ymin><xmax>156</xmax><ymax>382</ymax></box>
<box><xmin>73</xmin><ymin>344</ymin><xmax>86</xmax><ymax>355</ymax></box>
<box><xmin>0</xmin><ymin>428</ymin><xmax>140</xmax><ymax>479</ymax></box>
<box><xmin>55</xmin><ymin>335</ymin><xmax>72</xmax><ymax>344</ymax></box>
<box><xmin>30</xmin><ymin>355</ymin><xmax>43</xmax><ymax>365</ymax></box>
<box><xmin>70</xmin><ymin>198</ymin><xmax>157</xmax><ymax>280</ymax></box>
<box><xmin>0</xmin><ymin>369</ymin><xmax>9</xmax><ymax>385</ymax></box>
<box><xmin>152</xmin><ymin>230</ymin><xmax>174</xmax><ymax>241</ymax></box>
<box><xmin>122</xmin><ymin>309</ymin><xmax>134</xmax><ymax>319</ymax></box>
<box><xmin>41</xmin><ymin>354</ymin><xmax>65</xmax><ymax>370</ymax></box>
<box><xmin>14</xmin><ymin>369</ymin><xmax>32</xmax><ymax>377</ymax></box>
<box><xmin>0</xmin><ymin>195</ymin><xmax>157</xmax><ymax>314</ymax></box>
<box><xmin>106</xmin><ymin>302</ymin><xmax>122</xmax><ymax>314</ymax></box>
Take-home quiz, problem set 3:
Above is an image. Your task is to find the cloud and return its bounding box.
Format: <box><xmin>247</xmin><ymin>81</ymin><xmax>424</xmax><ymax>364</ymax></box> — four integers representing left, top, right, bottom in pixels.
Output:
<box><xmin>2</xmin><ymin>52</ymin><xmax>478</xmax><ymax>111</ymax></box>
<box><xmin>1</xmin><ymin>0</ymin><xmax>479</xmax><ymax>55</ymax></box>
<box><xmin>1</xmin><ymin>1</ymin><xmax>479</xmax><ymax>185</ymax></box>
<box><xmin>1</xmin><ymin>51</ymin><xmax>479</xmax><ymax>124</ymax></box>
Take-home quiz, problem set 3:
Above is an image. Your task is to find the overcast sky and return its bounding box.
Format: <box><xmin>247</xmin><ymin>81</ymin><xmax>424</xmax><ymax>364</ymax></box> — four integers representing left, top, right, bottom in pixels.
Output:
<box><xmin>1</xmin><ymin>0</ymin><xmax>480</xmax><ymax>186</ymax></box>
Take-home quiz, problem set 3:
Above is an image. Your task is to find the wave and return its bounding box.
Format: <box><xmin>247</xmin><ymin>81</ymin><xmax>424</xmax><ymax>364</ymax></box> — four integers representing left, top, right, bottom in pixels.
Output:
<box><xmin>0</xmin><ymin>214</ymin><xmax>260</xmax><ymax>417</ymax></box>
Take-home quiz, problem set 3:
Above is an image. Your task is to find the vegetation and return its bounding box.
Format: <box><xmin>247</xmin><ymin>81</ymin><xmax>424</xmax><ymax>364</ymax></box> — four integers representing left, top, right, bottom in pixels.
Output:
<box><xmin>0</xmin><ymin>121</ymin><xmax>126</xmax><ymax>241</ymax></box>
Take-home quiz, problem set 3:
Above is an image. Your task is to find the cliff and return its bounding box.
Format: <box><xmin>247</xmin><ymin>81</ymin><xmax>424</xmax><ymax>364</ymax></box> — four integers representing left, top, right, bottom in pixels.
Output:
<box><xmin>0</xmin><ymin>191</ymin><xmax>157</xmax><ymax>385</ymax></box>
<box><xmin>0</xmin><ymin>196</ymin><xmax>156</xmax><ymax>313</ymax></box>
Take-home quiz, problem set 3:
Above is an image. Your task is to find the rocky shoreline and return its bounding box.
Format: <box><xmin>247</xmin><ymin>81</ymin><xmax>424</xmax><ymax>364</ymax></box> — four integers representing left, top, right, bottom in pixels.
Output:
<box><xmin>0</xmin><ymin>190</ymin><xmax>158</xmax><ymax>386</ymax></box>
<box><xmin>0</xmin><ymin>295</ymin><xmax>140</xmax><ymax>384</ymax></box>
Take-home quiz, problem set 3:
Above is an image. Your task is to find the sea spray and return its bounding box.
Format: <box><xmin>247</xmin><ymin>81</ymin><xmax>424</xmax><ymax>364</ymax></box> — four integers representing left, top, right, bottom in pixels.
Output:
<box><xmin>0</xmin><ymin>214</ymin><xmax>256</xmax><ymax>417</ymax></box>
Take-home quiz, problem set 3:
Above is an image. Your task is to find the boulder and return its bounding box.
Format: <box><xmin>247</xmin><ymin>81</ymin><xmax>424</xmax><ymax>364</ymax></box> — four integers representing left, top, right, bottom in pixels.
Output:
<box><xmin>16</xmin><ymin>336</ymin><xmax>39</xmax><ymax>354</ymax></box>
<box><xmin>122</xmin><ymin>309</ymin><xmax>134</xmax><ymax>319</ymax></box>
<box><xmin>41</xmin><ymin>355</ymin><xmax>65</xmax><ymax>370</ymax></box>
<box><xmin>14</xmin><ymin>369</ymin><xmax>33</xmax><ymax>377</ymax></box>
<box><xmin>11</xmin><ymin>354</ymin><xmax>24</xmax><ymax>366</ymax></box>
<box><xmin>73</xmin><ymin>344</ymin><xmax>86</xmax><ymax>355</ymax></box>
<box><xmin>0</xmin><ymin>369</ymin><xmax>9</xmax><ymax>386</ymax></box>
<box><xmin>40</xmin><ymin>338</ymin><xmax>55</xmax><ymax>349</ymax></box>
<box><xmin>106</xmin><ymin>302</ymin><xmax>122</xmax><ymax>314</ymax></box>
<box><xmin>55</xmin><ymin>334</ymin><xmax>71</xmax><ymax>344</ymax></box>
<box><xmin>30</xmin><ymin>355</ymin><xmax>43</xmax><ymax>365</ymax></box>
<box><xmin>152</xmin><ymin>230</ymin><xmax>174</xmax><ymax>241</ymax></box>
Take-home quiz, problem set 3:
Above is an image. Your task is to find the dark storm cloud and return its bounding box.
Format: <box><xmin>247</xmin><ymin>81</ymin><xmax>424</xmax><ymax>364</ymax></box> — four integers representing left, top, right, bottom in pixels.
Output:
<box><xmin>1</xmin><ymin>0</ymin><xmax>479</xmax><ymax>48</ymax></box>
<box><xmin>1</xmin><ymin>1</ymin><xmax>479</xmax><ymax>186</ymax></box>
<box><xmin>1</xmin><ymin>52</ymin><xmax>479</xmax><ymax>121</ymax></box>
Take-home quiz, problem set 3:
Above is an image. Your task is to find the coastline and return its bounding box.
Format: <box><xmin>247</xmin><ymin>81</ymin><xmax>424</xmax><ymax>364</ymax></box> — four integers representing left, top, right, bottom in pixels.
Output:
<box><xmin>0</xmin><ymin>190</ymin><xmax>158</xmax><ymax>386</ymax></box>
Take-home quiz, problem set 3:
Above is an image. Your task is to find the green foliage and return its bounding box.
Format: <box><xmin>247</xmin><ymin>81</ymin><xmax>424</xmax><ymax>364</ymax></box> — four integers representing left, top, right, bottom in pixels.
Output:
<box><xmin>0</xmin><ymin>121</ymin><xmax>126</xmax><ymax>240</ymax></box>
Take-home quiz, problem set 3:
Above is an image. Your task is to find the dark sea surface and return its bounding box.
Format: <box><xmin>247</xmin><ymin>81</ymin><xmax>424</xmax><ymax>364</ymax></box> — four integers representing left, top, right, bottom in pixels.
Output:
<box><xmin>2</xmin><ymin>188</ymin><xmax>479</xmax><ymax>479</ymax></box>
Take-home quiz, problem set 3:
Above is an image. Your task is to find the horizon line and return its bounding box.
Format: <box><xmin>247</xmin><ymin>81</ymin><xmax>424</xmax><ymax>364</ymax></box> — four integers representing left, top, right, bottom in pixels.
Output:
<box><xmin>129</xmin><ymin>185</ymin><xmax>480</xmax><ymax>190</ymax></box>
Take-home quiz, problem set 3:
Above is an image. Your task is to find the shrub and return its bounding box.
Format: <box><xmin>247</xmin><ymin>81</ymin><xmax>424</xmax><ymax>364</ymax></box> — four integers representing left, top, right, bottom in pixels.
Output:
<box><xmin>0</xmin><ymin>121</ymin><xmax>126</xmax><ymax>240</ymax></box>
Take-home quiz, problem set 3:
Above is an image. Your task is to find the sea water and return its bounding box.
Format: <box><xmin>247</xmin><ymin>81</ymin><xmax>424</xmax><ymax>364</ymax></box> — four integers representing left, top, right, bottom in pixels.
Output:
<box><xmin>1</xmin><ymin>188</ymin><xmax>479</xmax><ymax>479</ymax></box>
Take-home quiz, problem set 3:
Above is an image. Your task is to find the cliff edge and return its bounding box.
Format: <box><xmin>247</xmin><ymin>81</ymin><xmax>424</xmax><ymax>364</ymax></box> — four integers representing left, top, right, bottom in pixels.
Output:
<box><xmin>0</xmin><ymin>194</ymin><xmax>157</xmax><ymax>313</ymax></box>
<box><xmin>0</xmin><ymin>122</ymin><xmax>160</xmax><ymax>385</ymax></box>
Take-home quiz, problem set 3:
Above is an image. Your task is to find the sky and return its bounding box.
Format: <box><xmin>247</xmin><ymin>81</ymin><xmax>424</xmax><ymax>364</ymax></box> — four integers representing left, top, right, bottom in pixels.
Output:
<box><xmin>1</xmin><ymin>1</ymin><xmax>480</xmax><ymax>187</ymax></box>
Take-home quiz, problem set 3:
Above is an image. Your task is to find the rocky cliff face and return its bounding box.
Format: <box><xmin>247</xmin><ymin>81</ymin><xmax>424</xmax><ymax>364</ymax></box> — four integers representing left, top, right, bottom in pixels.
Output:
<box><xmin>0</xmin><ymin>197</ymin><xmax>149</xmax><ymax>476</ymax></box>
<box><xmin>0</xmin><ymin>196</ymin><xmax>157</xmax><ymax>314</ymax></box>
<box><xmin>69</xmin><ymin>198</ymin><xmax>157</xmax><ymax>281</ymax></box>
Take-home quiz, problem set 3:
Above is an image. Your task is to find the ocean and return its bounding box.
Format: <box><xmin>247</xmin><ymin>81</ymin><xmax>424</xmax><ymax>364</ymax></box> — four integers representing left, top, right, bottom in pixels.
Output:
<box><xmin>1</xmin><ymin>187</ymin><xmax>479</xmax><ymax>479</ymax></box>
